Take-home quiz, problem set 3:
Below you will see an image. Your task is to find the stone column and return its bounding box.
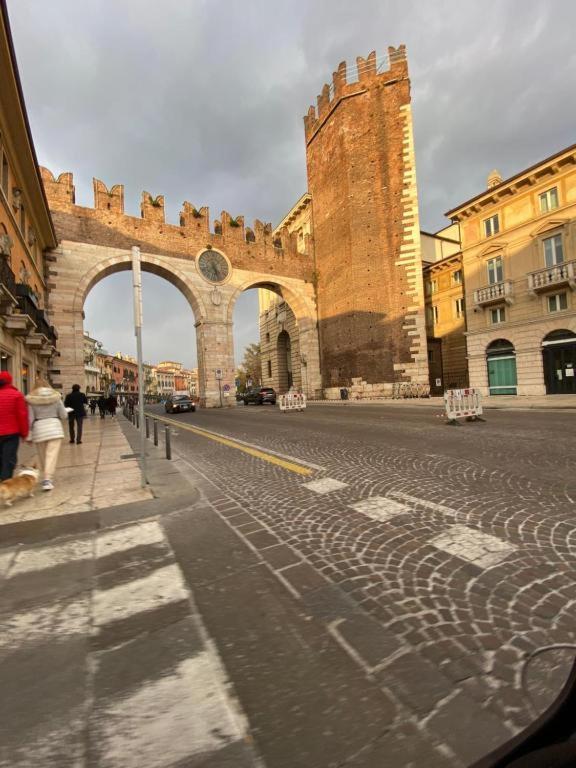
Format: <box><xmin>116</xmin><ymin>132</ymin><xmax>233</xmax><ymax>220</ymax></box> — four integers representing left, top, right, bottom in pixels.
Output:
<box><xmin>195</xmin><ymin>320</ymin><xmax>235</xmax><ymax>408</ymax></box>
<box><xmin>298</xmin><ymin>321</ymin><xmax>322</xmax><ymax>397</ymax></box>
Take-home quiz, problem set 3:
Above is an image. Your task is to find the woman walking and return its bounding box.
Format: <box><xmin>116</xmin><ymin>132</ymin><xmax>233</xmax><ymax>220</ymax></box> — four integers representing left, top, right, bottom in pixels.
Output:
<box><xmin>26</xmin><ymin>378</ymin><xmax>67</xmax><ymax>491</ymax></box>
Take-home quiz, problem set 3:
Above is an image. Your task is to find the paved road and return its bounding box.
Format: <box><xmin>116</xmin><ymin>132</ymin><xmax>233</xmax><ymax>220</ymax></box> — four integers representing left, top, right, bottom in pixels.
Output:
<box><xmin>144</xmin><ymin>402</ymin><xmax>576</xmax><ymax>767</ymax></box>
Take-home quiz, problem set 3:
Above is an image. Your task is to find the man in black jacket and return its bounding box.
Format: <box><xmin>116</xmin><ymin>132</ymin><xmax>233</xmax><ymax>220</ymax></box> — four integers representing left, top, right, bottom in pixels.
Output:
<box><xmin>64</xmin><ymin>384</ymin><xmax>88</xmax><ymax>444</ymax></box>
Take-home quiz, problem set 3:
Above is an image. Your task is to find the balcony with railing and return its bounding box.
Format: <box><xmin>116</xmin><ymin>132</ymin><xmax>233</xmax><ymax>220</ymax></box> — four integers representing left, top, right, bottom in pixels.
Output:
<box><xmin>0</xmin><ymin>256</ymin><xmax>18</xmax><ymax>315</ymax></box>
<box><xmin>473</xmin><ymin>280</ymin><xmax>514</xmax><ymax>307</ymax></box>
<box><xmin>527</xmin><ymin>260</ymin><xmax>576</xmax><ymax>295</ymax></box>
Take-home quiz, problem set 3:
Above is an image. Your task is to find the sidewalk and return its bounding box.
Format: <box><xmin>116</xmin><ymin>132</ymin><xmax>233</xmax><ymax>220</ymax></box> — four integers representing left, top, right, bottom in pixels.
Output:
<box><xmin>0</xmin><ymin>417</ymin><xmax>262</xmax><ymax>768</ymax></box>
<box><xmin>1</xmin><ymin>415</ymin><xmax>153</xmax><ymax>527</ymax></box>
<box><xmin>309</xmin><ymin>394</ymin><xmax>576</xmax><ymax>410</ymax></box>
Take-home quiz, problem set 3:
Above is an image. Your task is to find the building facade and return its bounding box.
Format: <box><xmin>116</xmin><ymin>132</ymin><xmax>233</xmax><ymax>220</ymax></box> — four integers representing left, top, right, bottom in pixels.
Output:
<box><xmin>83</xmin><ymin>331</ymin><xmax>102</xmax><ymax>393</ymax></box>
<box><xmin>422</xmin><ymin>227</ymin><xmax>468</xmax><ymax>394</ymax></box>
<box><xmin>0</xmin><ymin>4</ymin><xmax>58</xmax><ymax>393</ymax></box>
<box><xmin>447</xmin><ymin>146</ymin><xmax>576</xmax><ymax>396</ymax></box>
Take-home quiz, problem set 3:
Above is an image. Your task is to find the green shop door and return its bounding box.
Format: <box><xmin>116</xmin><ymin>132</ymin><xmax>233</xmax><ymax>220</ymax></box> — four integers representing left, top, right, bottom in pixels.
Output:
<box><xmin>487</xmin><ymin>355</ymin><xmax>517</xmax><ymax>395</ymax></box>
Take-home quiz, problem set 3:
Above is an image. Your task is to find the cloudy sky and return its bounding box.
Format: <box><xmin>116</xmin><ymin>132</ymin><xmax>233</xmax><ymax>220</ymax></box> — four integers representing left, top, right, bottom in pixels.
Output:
<box><xmin>8</xmin><ymin>0</ymin><xmax>576</xmax><ymax>367</ymax></box>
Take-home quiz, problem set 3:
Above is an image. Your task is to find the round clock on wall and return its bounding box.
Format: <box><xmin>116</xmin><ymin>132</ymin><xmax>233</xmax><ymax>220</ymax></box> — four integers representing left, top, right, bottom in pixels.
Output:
<box><xmin>197</xmin><ymin>250</ymin><xmax>230</xmax><ymax>284</ymax></box>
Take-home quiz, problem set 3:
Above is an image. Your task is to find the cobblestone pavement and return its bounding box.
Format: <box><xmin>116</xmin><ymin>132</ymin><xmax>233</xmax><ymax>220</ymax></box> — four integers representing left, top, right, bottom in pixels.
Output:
<box><xmin>145</xmin><ymin>403</ymin><xmax>576</xmax><ymax>766</ymax></box>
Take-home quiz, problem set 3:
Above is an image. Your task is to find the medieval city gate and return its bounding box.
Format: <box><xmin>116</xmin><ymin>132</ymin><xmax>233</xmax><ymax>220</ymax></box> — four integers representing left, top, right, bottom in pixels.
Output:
<box><xmin>40</xmin><ymin>171</ymin><xmax>321</xmax><ymax>407</ymax></box>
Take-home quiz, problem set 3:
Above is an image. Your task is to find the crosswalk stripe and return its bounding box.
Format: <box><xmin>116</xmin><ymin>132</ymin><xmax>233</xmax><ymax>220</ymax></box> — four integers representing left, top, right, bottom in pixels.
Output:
<box><xmin>96</xmin><ymin>521</ymin><xmax>165</xmax><ymax>557</ymax></box>
<box><xmin>93</xmin><ymin>563</ymin><xmax>189</xmax><ymax>627</ymax></box>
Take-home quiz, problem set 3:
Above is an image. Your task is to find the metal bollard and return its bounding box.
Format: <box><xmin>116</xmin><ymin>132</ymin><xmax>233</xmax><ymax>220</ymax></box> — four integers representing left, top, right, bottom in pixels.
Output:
<box><xmin>145</xmin><ymin>416</ymin><xmax>149</xmax><ymax>439</ymax></box>
<box><xmin>135</xmin><ymin>411</ymin><xmax>139</xmax><ymax>429</ymax></box>
<box><xmin>165</xmin><ymin>425</ymin><xmax>172</xmax><ymax>460</ymax></box>
<box><xmin>153</xmin><ymin>419</ymin><xmax>158</xmax><ymax>446</ymax></box>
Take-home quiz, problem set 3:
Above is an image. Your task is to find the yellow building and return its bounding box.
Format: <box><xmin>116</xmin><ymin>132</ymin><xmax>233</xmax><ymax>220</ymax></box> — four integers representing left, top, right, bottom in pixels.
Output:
<box><xmin>447</xmin><ymin>145</ymin><xmax>576</xmax><ymax>396</ymax></box>
<box><xmin>422</xmin><ymin>226</ymin><xmax>467</xmax><ymax>394</ymax></box>
<box><xmin>0</xmin><ymin>3</ymin><xmax>58</xmax><ymax>392</ymax></box>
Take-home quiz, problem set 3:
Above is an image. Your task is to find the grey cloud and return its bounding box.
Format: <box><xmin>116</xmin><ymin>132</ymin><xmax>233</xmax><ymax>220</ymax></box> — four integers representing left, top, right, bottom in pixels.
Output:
<box><xmin>8</xmin><ymin>0</ymin><xmax>576</xmax><ymax>365</ymax></box>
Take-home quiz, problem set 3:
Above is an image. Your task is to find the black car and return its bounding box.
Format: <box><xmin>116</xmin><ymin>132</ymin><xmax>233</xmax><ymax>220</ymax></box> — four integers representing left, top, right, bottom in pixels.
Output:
<box><xmin>165</xmin><ymin>394</ymin><xmax>195</xmax><ymax>413</ymax></box>
<box><xmin>243</xmin><ymin>386</ymin><xmax>276</xmax><ymax>405</ymax></box>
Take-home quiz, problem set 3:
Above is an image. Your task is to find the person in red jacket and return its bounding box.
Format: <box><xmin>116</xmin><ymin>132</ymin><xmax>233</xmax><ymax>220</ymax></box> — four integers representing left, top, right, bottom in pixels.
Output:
<box><xmin>0</xmin><ymin>371</ymin><xmax>29</xmax><ymax>481</ymax></box>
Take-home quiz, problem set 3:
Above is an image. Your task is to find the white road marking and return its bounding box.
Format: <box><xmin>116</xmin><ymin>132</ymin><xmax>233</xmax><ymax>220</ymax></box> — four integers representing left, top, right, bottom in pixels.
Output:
<box><xmin>0</xmin><ymin>597</ymin><xmax>90</xmax><ymax>651</ymax></box>
<box><xmin>430</xmin><ymin>524</ymin><xmax>516</xmax><ymax>568</ymax></box>
<box><xmin>0</xmin><ymin>549</ymin><xmax>16</xmax><ymax>579</ymax></box>
<box><xmin>388</xmin><ymin>491</ymin><xmax>457</xmax><ymax>516</ymax></box>
<box><xmin>151</xmin><ymin>415</ymin><xmax>327</xmax><ymax>471</ymax></box>
<box><xmin>93</xmin><ymin>654</ymin><xmax>246</xmax><ymax>768</ymax></box>
<box><xmin>93</xmin><ymin>564</ymin><xmax>189</xmax><ymax>627</ymax></box>
<box><xmin>350</xmin><ymin>496</ymin><xmax>410</xmax><ymax>522</ymax></box>
<box><xmin>303</xmin><ymin>477</ymin><xmax>348</xmax><ymax>494</ymax></box>
<box><xmin>10</xmin><ymin>537</ymin><xmax>93</xmax><ymax>575</ymax></box>
<box><xmin>96</xmin><ymin>521</ymin><xmax>166</xmax><ymax>558</ymax></box>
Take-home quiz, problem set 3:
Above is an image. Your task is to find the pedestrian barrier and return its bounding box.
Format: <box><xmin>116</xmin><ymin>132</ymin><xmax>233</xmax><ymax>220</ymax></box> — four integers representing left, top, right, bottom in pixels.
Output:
<box><xmin>443</xmin><ymin>388</ymin><xmax>485</xmax><ymax>425</ymax></box>
<box><xmin>123</xmin><ymin>408</ymin><xmax>173</xmax><ymax>459</ymax></box>
<box><xmin>278</xmin><ymin>393</ymin><xmax>307</xmax><ymax>412</ymax></box>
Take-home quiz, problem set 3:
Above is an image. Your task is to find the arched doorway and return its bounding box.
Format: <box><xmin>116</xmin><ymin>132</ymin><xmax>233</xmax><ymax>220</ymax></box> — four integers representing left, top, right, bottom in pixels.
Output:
<box><xmin>542</xmin><ymin>330</ymin><xmax>576</xmax><ymax>394</ymax></box>
<box><xmin>486</xmin><ymin>339</ymin><xmax>517</xmax><ymax>395</ymax></box>
<box><xmin>276</xmin><ymin>330</ymin><xmax>293</xmax><ymax>392</ymax></box>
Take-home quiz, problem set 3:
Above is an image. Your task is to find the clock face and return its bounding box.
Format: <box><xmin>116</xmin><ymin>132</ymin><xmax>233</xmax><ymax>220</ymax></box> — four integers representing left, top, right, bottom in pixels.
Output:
<box><xmin>198</xmin><ymin>250</ymin><xmax>230</xmax><ymax>283</ymax></box>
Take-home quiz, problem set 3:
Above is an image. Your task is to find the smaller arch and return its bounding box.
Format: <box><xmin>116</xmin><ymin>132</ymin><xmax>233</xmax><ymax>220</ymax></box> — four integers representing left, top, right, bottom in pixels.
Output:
<box><xmin>542</xmin><ymin>329</ymin><xmax>576</xmax><ymax>346</ymax></box>
<box><xmin>486</xmin><ymin>338</ymin><xmax>515</xmax><ymax>356</ymax></box>
<box><xmin>276</xmin><ymin>329</ymin><xmax>293</xmax><ymax>393</ymax></box>
<box><xmin>541</xmin><ymin>329</ymin><xmax>576</xmax><ymax>395</ymax></box>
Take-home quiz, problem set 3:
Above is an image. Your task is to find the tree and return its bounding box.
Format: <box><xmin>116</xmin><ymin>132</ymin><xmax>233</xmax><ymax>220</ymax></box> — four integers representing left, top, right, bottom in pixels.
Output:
<box><xmin>238</xmin><ymin>343</ymin><xmax>261</xmax><ymax>391</ymax></box>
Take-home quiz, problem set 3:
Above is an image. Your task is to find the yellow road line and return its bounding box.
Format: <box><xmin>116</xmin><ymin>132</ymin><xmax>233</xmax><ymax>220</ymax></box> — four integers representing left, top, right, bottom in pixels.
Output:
<box><xmin>149</xmin><ymin>413</ymin><xmax>313</xmax><ymax>476</ymax></box>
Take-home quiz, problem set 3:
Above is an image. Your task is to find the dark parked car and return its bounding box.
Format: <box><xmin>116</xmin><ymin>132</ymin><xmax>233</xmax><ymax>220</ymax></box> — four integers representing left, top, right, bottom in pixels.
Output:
<box><xmin>165</xmin><ymin>394</ymin><xmax>195</xmax><ymax>413</ymax></box>
<box><xmin>243</xmin><ymin>386</ymin><xmax>276</xmax><ymax>405</ymax></box>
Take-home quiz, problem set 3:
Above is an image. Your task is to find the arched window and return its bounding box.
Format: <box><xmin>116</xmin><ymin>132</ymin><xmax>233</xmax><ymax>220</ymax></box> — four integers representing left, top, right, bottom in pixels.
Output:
<box><xmin>486</xmin><ymin>339</ymin><xmax>517</xmax><ymax>395</ymax></box>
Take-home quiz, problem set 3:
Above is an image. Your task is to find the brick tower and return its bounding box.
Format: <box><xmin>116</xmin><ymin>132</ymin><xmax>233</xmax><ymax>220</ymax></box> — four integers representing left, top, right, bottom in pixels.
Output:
<box><xmin>304</xmin><ymin>46</ymin><xmax>428</xmax><ymax>388</ymax></box>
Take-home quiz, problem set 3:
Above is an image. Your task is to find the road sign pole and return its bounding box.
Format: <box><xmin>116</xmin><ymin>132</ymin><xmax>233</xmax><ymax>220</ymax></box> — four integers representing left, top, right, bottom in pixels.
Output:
<box><xmin>132</xmin><ymin>246</ymin><xmax>147</xmax><ymax>488</ymax></box>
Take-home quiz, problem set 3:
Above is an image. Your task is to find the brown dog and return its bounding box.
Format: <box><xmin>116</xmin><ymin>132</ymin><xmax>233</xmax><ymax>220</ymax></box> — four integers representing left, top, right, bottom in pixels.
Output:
<box><xmin>0</xmin><ymin>467</ymin><xmax>40</xmax><ymax>507</ymax></box>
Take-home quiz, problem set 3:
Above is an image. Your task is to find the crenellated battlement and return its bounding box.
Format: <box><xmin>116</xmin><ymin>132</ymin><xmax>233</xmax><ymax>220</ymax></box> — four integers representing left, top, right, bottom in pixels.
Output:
<box><xmin>38</xmin><ymin>167</ymin><xmax>311</xmax><ymax>278</ymax></box>
<box><xmin>303</xmin><ymin>45</ymin><xmax>407</xmax><ymax>141</ymax></box>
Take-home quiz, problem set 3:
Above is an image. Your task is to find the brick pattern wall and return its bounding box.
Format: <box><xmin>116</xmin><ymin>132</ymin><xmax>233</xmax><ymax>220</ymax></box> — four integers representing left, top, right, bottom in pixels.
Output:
<box><xmin>305</xmin><ymin>47</ymin><xmax>428</xmax><ymax>387</ymax></box>
<box><xmin>39</xmin><ymin>168</ymin><xmax>313</xmax><ymax>282</ymax></box>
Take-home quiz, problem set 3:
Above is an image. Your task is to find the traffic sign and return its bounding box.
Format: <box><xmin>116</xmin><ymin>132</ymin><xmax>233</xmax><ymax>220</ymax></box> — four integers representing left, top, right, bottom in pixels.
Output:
<box><xmin>223</xmin><ymin>383</ymin><xmax>231</xmax><ymax>392</ymax></box>
<box><xmin>215</xmin><ymin>369</ymin><xmax>223</xmax><ymax>380</ymax></box>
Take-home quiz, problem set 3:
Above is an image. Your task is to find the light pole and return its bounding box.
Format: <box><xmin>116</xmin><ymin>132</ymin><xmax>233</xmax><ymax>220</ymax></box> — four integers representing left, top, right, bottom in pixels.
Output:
<box><xmin>132</xmin><ymin>246</ymin><xmax>147</xmax><ymax>488</ymax></box>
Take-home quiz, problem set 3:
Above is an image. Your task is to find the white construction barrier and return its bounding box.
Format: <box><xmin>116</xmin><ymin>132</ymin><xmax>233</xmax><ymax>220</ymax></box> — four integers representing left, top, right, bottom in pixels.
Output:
<box><xmin>444</xmin><ymin>388</ymin><xmax>484</xmax><ymax>424</ymax></box>
<box><xmin>278</xmin><ymin>393</ymin><xmax>307</xmax><ymax>412</ymax></box>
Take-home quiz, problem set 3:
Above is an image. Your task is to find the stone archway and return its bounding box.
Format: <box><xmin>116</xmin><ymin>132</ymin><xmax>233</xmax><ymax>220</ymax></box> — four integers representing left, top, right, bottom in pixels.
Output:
<box><xmin>276</xmin><ymin>330</ymin><xmax>293</xmax><ymax>392</ymax></box>
<box><xmin>41</xmin><ymin>170</ymin><xmax>321</xmax><ymax>406</ymax></box>
<box><xmin>225</xmin><ymin>276</ymin><xmax>321</xmax><ymax>399</ymax></box>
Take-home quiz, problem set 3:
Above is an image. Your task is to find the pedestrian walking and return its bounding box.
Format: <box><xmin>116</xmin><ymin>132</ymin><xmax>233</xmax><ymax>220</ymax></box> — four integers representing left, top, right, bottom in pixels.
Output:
<box><xmin>26</xmin><ymin>378</ymin><xmax>67</xmax><ymax>491</ymax></box>
<box><xmin>0</xmin><ymin>371</ymin><xmax>28</xmax><ymax>481</ymax></box>
<box><xmin>89</xmin><ymin>398</ymin><xmax>97</xmax><ymax>416</ymax></box>
<box><xmin>107</xmin><ymin>394</ymin><xmax>118</xmax><ymax>418</ymax></box>
<box><xmin>97</xmin><ymin>395</ymin><xmax>107</xmax><ymax>419</ymax></box>
<box><xmin>64</xmin><ymin>384</ymin><xmax>88</xmax><ymax>444</ymax></box>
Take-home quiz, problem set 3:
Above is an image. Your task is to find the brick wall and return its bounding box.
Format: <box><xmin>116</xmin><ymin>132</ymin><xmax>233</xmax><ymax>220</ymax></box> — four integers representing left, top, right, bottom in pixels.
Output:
<box><xmin>305</xmin><ymin>47</ymin><xmax>428</xmax><ymax>387</ymax></box>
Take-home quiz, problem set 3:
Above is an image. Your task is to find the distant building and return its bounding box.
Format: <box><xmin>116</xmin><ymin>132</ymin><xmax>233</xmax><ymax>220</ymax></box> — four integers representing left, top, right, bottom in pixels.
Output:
<box><xmin>421</xmin><ymin>226</ymin><xmax>468</xmax><ymax>394</ymax></box>
<box><xmin>447</xmin><ymin>145</ymin><xmax>576</xmax><ymax>396</ymax></box>
<box><xmin>83</xmin><ymin>331</ymin><xmax>102</xmax><ymax>393</ymax></box>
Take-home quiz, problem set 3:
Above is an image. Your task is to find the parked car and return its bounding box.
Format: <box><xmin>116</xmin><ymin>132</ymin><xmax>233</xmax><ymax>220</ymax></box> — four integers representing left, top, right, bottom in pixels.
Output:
<box><xmin>165</xmin><ymin>393</ymin><xmax>195</xmax><ymax>413</ymax></box>
<box><xmin>243</xmin><ymin>386</ymin><xmax>276</xmax><ymax>405</ymax></box>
